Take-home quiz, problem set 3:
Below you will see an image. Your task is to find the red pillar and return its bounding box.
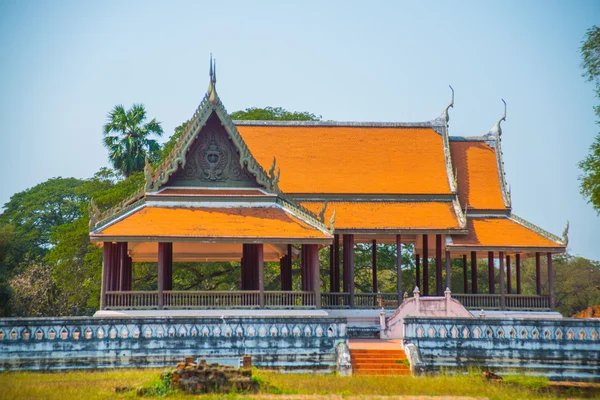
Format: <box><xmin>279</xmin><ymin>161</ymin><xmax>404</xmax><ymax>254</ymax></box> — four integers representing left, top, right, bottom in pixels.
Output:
<box><xmin>516</xmin><ymin>253</ymin><xmax>522</xmax><ymax>294</ymax></box>
<box><xmin>257</xmin><ymin>244</ymin><xmax>264</xmax><ymax>308</ymax></box>
<box><xmin>422</xmin><ymin>235</ymin><xmax>429</xmax><ymax>296</ymax></box>
<box><xmin>333</xmin><ymin>235</ymin><xmax>340</xmax><ymax>293</ymax></box>
<box><xmin>101</xmin><ymin>242</ymin><xmax>113</xmax><ymax>309</ymax></box>
<box><xmin>396</xmin><ymin>235</ymin><xmax>402</xmax><ymax>303</ymax></box>
<box><xmin>343</xmin><ymin>234</ymin><xmax>355</xmax><ymax>308</ymax></box>
<box><xmin>436</xmin><ymin>234</ymin><xmax>443</xmax><ymax>295</ymax></box>
<box><xmin>536</xmin><ymin>252</ymin><xmax>542</xmax><ymax>295</ymax></box>
<box><xmin>471</xmin><ymin>251</ymin><xmax>478</xmax><ymax>294</ymax></box>
<box><xmin>158</xmin><ymin>242</ymin><xmax>172</xmax><ymax>309</ymax></box>
<box><xmin>499</xmin><ymin>251</ymin><xmax>506</xmax><ymax>309</ymax></box>
<box><xmin>445</xmin><ymin>250</ymin><xmax>451</xmax><ymax>291</ymax></box>
<box><xmin>117</xmin><ymin>242</ymin><xmax>128</xmax><ymax>291</ymax></box>
<box><xmin>488</xmin><ymin>251</ymin><xmax>495</xmax><ymax>294</ymax></box>
<box><xmin>462</xmin><ymin>254</ymin><xmax>468</xmax><ymax>293</ymax></box>
<box><xmin>307</xmin><ymin>244</ymin><xmax>321</xmax><ymax>308</ymax></box>
<box><xmin>415</xmin><ymin>254</ymin><xmax>421</xmax><ymax>291</ymax></box>
<box><xmin>372</xmin><ymin>240</ymin><xmax>378</xmax><ymax>293</ymax></box>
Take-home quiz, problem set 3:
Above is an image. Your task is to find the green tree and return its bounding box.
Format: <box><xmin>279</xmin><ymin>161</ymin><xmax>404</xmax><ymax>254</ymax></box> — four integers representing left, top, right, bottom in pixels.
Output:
<box><xmin>230</xmin><ymin>106</ymin><xmax>321</xmax><ymax>121</ymax></box>
<box><xmin>103</xmin><ymin>104</ymin><xmax>163</xmax><ymax>177</ymax></box>
<box><xmin>579</xmin><ymin>26</ymin><xmax>600</xmax><ymax>213</ymax></box>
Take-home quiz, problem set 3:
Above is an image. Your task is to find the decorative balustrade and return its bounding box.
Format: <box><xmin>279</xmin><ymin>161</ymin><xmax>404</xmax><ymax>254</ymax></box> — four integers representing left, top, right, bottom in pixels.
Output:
<box><xmin>404</xmin><ymin>317</ymin><xmax>600</xmax><ymax>342</ymax></box>
<box><xmin>105</xmin><ymin>291</ymin><xmax>159</xmax><ymax>309</ymax></box>
<box><xmin>164</xmin><ymin>291</ymin><xmax>260</xmax><ymax>309</ymax></box>
<box><xmin>264</xmin><ymin>291</ymin><xmax>315</xmax><ymax>308</ymax></box>
<box><xmin>321</xmin><ymin>293</ymin><xmax>350</xmax><ymax>308</ymax></box>
<box><xmin>104</xmin><ymin>291</ymin><xmax>552</xmax><ymax>310</ymax></box>
<box><xmin>354</xmin><ymin>293</ymin><xmax>399</xmax><ymax>309</ymax></box>
<box><xmin>452</xmin><ymin>294</ymin><xmax>550</xmax><ymax>310</ymax></box>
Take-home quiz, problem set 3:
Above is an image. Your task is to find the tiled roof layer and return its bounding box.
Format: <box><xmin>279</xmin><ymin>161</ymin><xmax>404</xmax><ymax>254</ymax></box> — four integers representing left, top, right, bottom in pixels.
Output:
<box><xmin>94</xmin><ymin>206</ymin><xmax>330</xmax><ymax>239</ymax></box>
<box><xmin>450</xmin><ymin>218</ymin><xmax>561</xmax><ymax>248</ymax></box>
<box><xmin>300</xmin><ymin>201</ymin><xmax>461</xmax><ymax>230</ymax></box>
<box><xmin>236</xmin><ymin>125</ymin><xmax>452</xmax><ymax>195</ymax></box>
<box><xmin>450</xmin><ymin>141</ymin><xmax>507</xmax><ymax>210</ymax></box>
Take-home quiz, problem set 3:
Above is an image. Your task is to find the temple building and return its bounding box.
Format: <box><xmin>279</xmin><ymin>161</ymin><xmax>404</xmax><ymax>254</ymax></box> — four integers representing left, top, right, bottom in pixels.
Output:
<box><xmin>89</xmin><ymin>61</ymin><xmax>566</xmax><ymax>314</ymax></box>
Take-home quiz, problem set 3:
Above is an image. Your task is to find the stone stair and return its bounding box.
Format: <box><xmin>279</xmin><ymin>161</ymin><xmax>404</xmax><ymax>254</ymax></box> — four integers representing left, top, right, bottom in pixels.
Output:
<box><xmin>350</xmin><ymin>348</ymin><xmax>411</xmax><ymax>376</ymax></box>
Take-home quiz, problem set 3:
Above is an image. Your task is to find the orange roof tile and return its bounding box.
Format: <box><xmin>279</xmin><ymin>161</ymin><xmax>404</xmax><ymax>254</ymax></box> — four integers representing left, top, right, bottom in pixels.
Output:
<box><xmin>450</xmin><ymin>141</ymin><xmax>507</xmax><ymax>210</ymax></box>
<box><xmin>449</xmin><ymin>217</ymin><xmax>562</xmax><ymax>249</ymax></box>
<box><xmin>93</xmin><ymin>206</ymin><xmax>330</xmax><ymax>240</ymax></box>
<box><xmin>237</xmin><ymin>126</ymin><xmax>452</xmax><ymax>194</ymax></box>
<box><xmin>300</xmin><ymin>201</ymin><xmax>461</xmax><ymax>230</ymax></box>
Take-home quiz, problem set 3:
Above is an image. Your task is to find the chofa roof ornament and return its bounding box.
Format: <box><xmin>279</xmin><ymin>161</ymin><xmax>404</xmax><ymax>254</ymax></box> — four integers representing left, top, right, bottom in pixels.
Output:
<box><xmin>208</xmin><ymin>54</ymin><xmax>218</xmax><ymax>105</ymax></box>
<box><xmin>442</xmin><ymin>85</ymin><xmax>455</xmax><ymax>125</ymax></box>
<box><xmin>490</xmin><ymin>99</ymin><xmax>507</xmax><ymax>138</ymax></box>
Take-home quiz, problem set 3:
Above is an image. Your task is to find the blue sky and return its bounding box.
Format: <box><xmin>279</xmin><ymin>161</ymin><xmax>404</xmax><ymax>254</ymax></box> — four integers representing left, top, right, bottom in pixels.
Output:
<box><xmin>1</xmin><ymin>0</ymin><xmax>599</xmax><ymax>260</ymax></box>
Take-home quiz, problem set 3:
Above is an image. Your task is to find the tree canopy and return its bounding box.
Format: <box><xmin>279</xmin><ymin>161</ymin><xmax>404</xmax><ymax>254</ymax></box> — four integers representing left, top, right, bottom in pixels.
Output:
<box><xmin>579</xmin><ymin>26</ymin><xmax>600</xmax><ymax>213</ymax></box>
<box><xmin>230</xmin><ymin>106</ymin><xmax>321</xmax><ymax>121</ymax></box>
<box><xmin>103</xmin><ymin>104</ymin><xmax>163</xmax><ymax>177</ymax></box>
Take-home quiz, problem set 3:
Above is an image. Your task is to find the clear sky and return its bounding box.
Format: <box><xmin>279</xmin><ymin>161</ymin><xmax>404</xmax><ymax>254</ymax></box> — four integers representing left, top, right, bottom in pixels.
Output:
<box><xmin>1</xmin><ymin>0</ymin><xmax>599</xmax><ymax>260</ymax></box>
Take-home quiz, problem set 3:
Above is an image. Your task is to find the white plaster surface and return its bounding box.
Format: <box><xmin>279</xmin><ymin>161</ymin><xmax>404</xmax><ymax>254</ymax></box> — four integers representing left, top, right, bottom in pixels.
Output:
<box><xmin>94</xmin><ymin>309</ymin><xmax>330</xmax><ymax>318</ymax></box>
<box><xmin>469</xmin><ymin>310</ymin><xmax>563</xmax><ymax>319</ymax></box>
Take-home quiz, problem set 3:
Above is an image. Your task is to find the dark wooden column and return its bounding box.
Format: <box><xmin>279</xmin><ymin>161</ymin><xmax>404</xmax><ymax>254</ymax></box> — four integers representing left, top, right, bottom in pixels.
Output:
<box><xmin>471</xmin><ymin>251</ymin><xmax>478</xmax><ymax>294</ymax></box>
<box><xmin>301</xmin><ymin>245</ymin><xmax>308</xmax><ymax>291</ymax></box>
<box><xmin>280</xmin><ymin>255</ymin><xmax>286</xmax><ymax>290</ymax></box>
<box><xmin>516</xmin><ymin>253</ymin><xmax>522</xmax><ymax>294</ymax></box>
<box><xmin>535</xmin><ymin>252</ymin><xmax>542</xmax><ymax>295</ymax></box>
<box><xmin>547</xmin><ymin>252</ymin><xmax>554</xmax><ymax>310</ymax></box>
<box><xmin>282</xmin><ymin>244</ymin><xmax>293</xmax><ymax>291</ymax></box>
<box><xmin>435</xmin><ymin>234</ymin><xmax>443</xmax><ymax>296</ymax></box>
<box><xmin>499</xmin><ymin>251</ymin><xmax>506</xmax><ymax>309</ymax></box>
<box><xmin>333</xmin><ymin>235</ymin><xmax>340</xmax><ymax>293</ymax></box>
<box><xmin>422</xmin><ymin>235</ymin><xmax>429</xmax><ymax>296</ymax></box>
<box><xmin>110</xmin><ymin>242</ymin><xmax>119</xmax><ymax>291</ymax></box>
<box><xmin>307</xmin><ymin>244</ymin><xmax>321</xmax><ymax>308</ymax></box>
<box><xmin>257</xmin><ymin>244</ymin><xmax>264</xmax><ymax>308</ymax></box>
<box><xmin>118</xmin><ymin>242</ymin><xmax>128</xmax><ymax>291</ymax></box>
<box><xmin>343</xmin><ymin>234</ymin><xmax>355</xmax><ymax>308</ymax></box>
<box><xmin>329</xmin><ymin>244</ymin><xmax>334</xmax><ymax>293</ymax></box>
<box><xmin>126</xmin><ymin>256</ymin><xmax>133</xmax><ymax>291</ymax></box>
<box><xmin>445</xmin><ymin>250</ymin><xmax>451</xmax><ymax>291</ymax></box>
<box><xmin>462</xmin><ymin>254</ymin><xmax>468</xmax><ymax>293</ymax></box>
<box><xmin>506</xmin><ymin>255</ymin><xmax>512</xmax><ymax>294</ymax></box>
<box><xmin>101</xmin><ymin>242</ymin><xmax>113</xmax><ymax>309</ymax></box>
<box><xmin>396</xmin><ymin>235</ymin><xmax>402</xmax><ymax>303</ymax></box>
<box><xmin>415</xmin><ymin>254</ymin><xmax>421</xmax><ymax>291</ymax></box>
<box><xmin>158</xmin><ymin>242</ymin><xmax>172</xmax><ymax>309</ymax></box>
<box><xmin>488</xmin><ymin>251</ymin><xmax>495</xmax><ymax>294</ymax></box>
<box><xmin>372</xmin><ymin>240</ymin><xmax>378</xmax><ymax>293</ymax></box>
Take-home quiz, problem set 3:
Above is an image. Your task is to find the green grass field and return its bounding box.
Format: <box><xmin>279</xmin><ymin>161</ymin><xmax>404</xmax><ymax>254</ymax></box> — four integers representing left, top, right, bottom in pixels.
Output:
<box><xmin>0</xmin><ymin>368</ymin><xmax>596</xmax><ymax>400</ymax></box>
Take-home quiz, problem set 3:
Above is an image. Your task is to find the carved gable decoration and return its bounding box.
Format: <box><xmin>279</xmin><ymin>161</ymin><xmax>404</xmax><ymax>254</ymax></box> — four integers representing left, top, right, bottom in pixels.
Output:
<box><xmin>169</xmin><ymin>114</ymin><xmax>260</xmax><ymax>188</ymax></box>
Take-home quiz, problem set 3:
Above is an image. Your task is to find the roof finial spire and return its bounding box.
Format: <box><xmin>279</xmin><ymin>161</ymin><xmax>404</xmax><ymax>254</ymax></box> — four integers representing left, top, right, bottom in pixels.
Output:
<box><xmin>491</xmin><ymin>99</ymin><xmax>507</xmax><ymax>137</ymax></box>
<box><xmin>207</xmin><ymin>54</ymin><xmax>218</xmax><ymax>105</ymax></box>
<box><xmin>442</xmin><ymin>85</ymin><xmax>454</xmax><ymax>124</ymax></box>
<box><xmin>209</xmin><ymin>53</ymin><xmax>214</xmax><ymax>82</ymax></box>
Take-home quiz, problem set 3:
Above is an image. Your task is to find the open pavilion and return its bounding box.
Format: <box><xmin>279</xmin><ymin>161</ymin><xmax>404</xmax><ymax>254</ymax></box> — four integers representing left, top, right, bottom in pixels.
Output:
<box><xmin>90</xmin><ymin>61</ymin><xmax>566</xmax><ymax>314</ymax></box>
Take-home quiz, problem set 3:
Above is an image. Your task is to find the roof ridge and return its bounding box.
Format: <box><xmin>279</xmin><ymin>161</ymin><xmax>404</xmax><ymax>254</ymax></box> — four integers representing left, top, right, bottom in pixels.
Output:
<box><xmin>233</xmin><ymin>120</ymin><xmax>443</xmax><ymax>128</ymax></box>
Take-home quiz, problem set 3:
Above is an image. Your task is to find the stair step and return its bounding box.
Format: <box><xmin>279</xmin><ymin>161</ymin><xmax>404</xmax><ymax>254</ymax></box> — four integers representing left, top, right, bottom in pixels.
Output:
<box><xmin>351</xmin><ymin>355</ymin><xmax>407</xmax><ymax>360</ymax></box>
<box><xmin>354</xmin><ymin>369</ymin><xmax>411</xmax><ymax>376</ymax></box>
<box><xmin>353</xmin><ymin>365</ymin><xmax>410</xmax><ymax>370</ymax></box>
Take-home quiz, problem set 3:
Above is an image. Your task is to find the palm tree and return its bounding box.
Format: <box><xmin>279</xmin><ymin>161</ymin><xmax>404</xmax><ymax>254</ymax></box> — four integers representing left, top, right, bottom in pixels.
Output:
<box><xmin>103</xmin><ymin>104</ymin><xmax>163</xmax><ymax>177</ymax></box>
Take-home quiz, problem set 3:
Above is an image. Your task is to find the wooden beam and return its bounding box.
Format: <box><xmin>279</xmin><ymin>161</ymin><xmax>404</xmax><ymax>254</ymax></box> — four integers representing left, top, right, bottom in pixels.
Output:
<box><xmin>499</xmin><ymin>251</ymin><xmax>506</xmax><ymax>310</ymax></box>
<box><xmin>423</xmin><ymin>235</ymin><xmax>429</xmax><ymax>296</ymax></box>
<box><xmin>396</xmin><ymin>235</ymin><xmax>402</xmax><ymax>303</ymax></box>
<box><xmin>471</xmin><ymin>251</ymin><xmax>478</xmax><ymax>294</ymax></box>
<box><xmin>436</xmin><ymin>234</ymin><xmax>443</xmax><ymax>296</ymax></box>
<box><xmin>488</xmin><ymin>251</ymin><xmax>495</xmax><ymax>294</ymax></box>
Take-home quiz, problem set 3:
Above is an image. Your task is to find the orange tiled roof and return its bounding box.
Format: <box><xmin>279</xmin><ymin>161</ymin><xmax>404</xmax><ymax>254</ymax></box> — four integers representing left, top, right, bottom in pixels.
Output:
<box><xmin>449</xmin><ymin>217</ymin><xmax>562</xmax><ymax>249</ymax></box>
<box><xmin>236</xmin><ymin>125</ymin><xmax>452</xmax><ymax>195</ymax></box>
<box><xmin>93</xmin><ymin>206</ymin><xmax>330</xmax><ymax>240</ymax></box>
<box><xmin>300</xmin><ymin>201</ymin><xmax>461</xmax><ymax>230</ymax></box>
<box><xmin>450</xmin><ymin>141</ymin><xmax>507</xmax><ymax>210</ymax></box>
